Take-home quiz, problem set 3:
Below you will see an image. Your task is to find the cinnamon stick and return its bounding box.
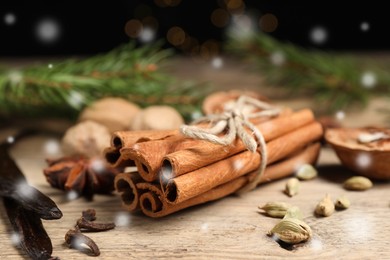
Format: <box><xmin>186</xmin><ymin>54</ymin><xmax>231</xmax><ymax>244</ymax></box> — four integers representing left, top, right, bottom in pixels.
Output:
<box><xmin>104</xmin><ymin>130</ymin><xmax>179</xmax><ymax>167</ymax></box>
<box><xmin>114</xmin><ymin>172</ymin><xmax>143</xmax><ymax>212</ymax></box>
<box><xmin>115</xmin><ymin>142</ymin><xmax>320</xmax><ymax>217</ymax></box>
<box><xmin>162</xmin><ymin>109</ymin><xmax>315</xmax><ymax>178</ymax></box>
<box><xmin>121</xmin><ymin>136</ymin><xmax>198</xmax><ymax>182</ymax></box>
<box><xmin>253</xmin><ymin>142</ymin><xmax>321</xmax><ymax>184</ymax></box>
<box><xmin>163</xmin><ymin>121</ymin><xmax>323</xmax><ymax>204</ymax></box>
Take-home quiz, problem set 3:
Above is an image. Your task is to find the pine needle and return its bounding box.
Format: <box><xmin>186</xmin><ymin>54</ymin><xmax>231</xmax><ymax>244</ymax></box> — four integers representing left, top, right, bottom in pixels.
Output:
<box><xmin>225</xmin><ymin>32</ymin><xmax>390</xmax><ymax>113</ymax></box>
<box><xmin>0</xmin><ymin>41</ymin><xmax>209</xmax><ymax>121</ymax></box>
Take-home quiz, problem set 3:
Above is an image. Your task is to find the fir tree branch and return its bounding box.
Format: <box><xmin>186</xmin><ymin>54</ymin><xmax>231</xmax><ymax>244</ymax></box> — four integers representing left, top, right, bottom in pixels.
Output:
<box><xmin>226</xmin><ymin>32</ymin><xmax>390</xmax><ymax>112</ymax></box>
<box><xmin>0</xmin><ymin>41</ymin><xmax>208</xmax><ymax>121</ymax></box>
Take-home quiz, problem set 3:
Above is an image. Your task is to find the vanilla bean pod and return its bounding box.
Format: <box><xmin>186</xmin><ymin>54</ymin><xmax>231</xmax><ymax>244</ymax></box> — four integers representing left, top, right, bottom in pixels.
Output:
<box><xmin>3</xmin><ymin>197</ymin><xmax>55</xmax><ymax>259</ymax></box>
<box><xmin>0</xmin><ymin>130</ymin><xmax>63</xmax><ymax>259</ymax></box>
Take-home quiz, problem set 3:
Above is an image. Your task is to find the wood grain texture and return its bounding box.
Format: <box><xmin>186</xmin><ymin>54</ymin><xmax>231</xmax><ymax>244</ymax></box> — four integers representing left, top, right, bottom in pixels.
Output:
<box><xmin>1</xmin><ymin>57</ymin><xmax>390</xmax><ymax>259</ymax></box>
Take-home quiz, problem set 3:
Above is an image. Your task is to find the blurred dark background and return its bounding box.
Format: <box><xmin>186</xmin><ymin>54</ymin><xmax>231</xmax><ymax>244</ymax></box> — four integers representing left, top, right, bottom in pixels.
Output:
<box><xmin>1</xmin><ymin>0</ymin><xmax>389</xmax><ymax>57</ymax></box>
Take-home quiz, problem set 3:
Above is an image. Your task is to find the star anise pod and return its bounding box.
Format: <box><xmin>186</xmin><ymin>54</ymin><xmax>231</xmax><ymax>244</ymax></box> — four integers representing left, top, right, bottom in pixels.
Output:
<box><xmin>43</xmin><ymin>156</ymin><xmax>120</xmax><ymax>200</ymax></box>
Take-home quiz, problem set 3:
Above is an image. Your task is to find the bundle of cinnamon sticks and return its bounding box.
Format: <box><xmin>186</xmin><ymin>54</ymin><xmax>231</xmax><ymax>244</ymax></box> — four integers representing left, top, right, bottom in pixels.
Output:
<box><xmin>104</xmin><ymin>97</ymin><xmax>323</xmax><ymax>218</ymax></box>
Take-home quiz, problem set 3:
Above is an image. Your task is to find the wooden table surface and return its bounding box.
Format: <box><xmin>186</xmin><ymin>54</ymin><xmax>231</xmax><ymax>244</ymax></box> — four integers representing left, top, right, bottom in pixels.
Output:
<box><xmin>1</xmin><ymin>57</ymin><xmax>390</xmax><ymax>259</ymax></box>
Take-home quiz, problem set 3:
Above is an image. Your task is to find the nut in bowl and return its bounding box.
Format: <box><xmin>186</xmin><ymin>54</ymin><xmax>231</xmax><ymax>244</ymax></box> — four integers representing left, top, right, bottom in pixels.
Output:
<box><xmin>325</xmin><ymin>127</ymin><xmax>390</xmax><ymax>180</ymax></box>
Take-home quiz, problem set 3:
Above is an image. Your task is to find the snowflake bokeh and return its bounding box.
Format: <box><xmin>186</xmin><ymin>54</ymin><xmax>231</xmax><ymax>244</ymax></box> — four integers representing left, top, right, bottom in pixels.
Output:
<box><xmin>355</xmin><ymin>152</ymin><xmax>372</xmax><ymax>169</ymax></box>
<box><xmin>309</xmin><ymin>26</ymin><xmax>328</xmax><ymax>45</ymax></box>
<box><xmin>67</xmin><ymin>90</ymin><xmax>85</xmax><ymax>109</ymax></box>
<box><xmin>335</xmin><ymin>110</ymin><xmax>346</xmax><ymax>121</ymax></box>
<box><xmin>10</xmin><ymin>232</ymin><xmax>21</xmax><ymax>246</ymax></box>
<box><xmin>138</xmin><ymin>27</ymin><xmax>156</xmax><ymax>43</ymax></box>
<box><xmin>4</xmin><ymin>13</ymin><xmax>16</xmax><ymax>25</ymax></box>
<box><xmin>361</xmin><ymin>71</ymin><xmax>377</xmax><ymax>88</ymax></box>
<box><xmin>35</xmin><ymin>18</ymin><xmax>61</xmax><ymax>44</ymax></box>
<box><xmin>43</xmin><ymin>139</ymin><xmax>61</xmax><ymax>156</ymax></box>
<box><xmin>270</xmin><ymin>51</ymin><xmax>285</xmax><ymax>66</ymax></box>
<box><xmin>227</xmin><ymin>14</ymin><xmax>256</xmax><ymax>40</ymax></box>
<box><xmin>66</xmin><ymin>190</ymin><xmax>79</xmax><ymax>201</ymax></box>
<box><xmin>360</xmin><ymin>21</ymin><xmax>370</xmax><ymax>32</ymax></box>
<box><xmin>211</xmin><ymin>57</ymin><xmax>223</xmax><ymax>69</ymax></box>
<box><xmin>114</xmin><ymin>211</ymin><xmax>131</xmax><ymax>227</ymax></box>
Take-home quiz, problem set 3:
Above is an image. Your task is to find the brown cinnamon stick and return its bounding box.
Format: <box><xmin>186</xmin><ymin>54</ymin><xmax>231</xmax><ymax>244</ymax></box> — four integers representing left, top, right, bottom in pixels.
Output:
<box><xmin>162</xmin><ymin>109</ymin><xmax>315</xmax><ymax>178</ymax></box>
<box><xmin>253</xmin><ymin>142</ymin><xmax>321</xmax><ymax>184</ymax></box>
<box><xmin>104</xmin><ymin>130</ymin><xmax>179</xmax><ymax>167</ymax></box>
<box><xmin>114</xmin><ymin>142</ymin><xmax>320</xmax><ymax>217</ymax></box>
<box><xmin>121</xmin><ymin>136</ymin><xmax>199</xmax><ymax>182</ymax></box>
<box><xmin>114</xmin><ymin>173</ymin><xmax>144</xmax><ymax>212</ymax></box>
<box><xmin>163</xmin><ymin>121</ymin><xmax>323</xmax><ymax>204</ymax></box>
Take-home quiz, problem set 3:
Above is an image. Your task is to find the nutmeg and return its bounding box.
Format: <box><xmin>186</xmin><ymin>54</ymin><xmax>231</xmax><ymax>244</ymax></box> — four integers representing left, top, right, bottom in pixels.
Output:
<box><xmin>131</xmin><ymin>105</ymin><xmax>184</xmax><ymax>130</ymax></box>
<box><xmin>61</xmin><ymin>120</ymin><xmax>111</xmax><ymax>158</ymax></box>
<box><xmin>78</xmin><ymin>97</ymin><xmax>141</xmax><ymax>133</ymax></box>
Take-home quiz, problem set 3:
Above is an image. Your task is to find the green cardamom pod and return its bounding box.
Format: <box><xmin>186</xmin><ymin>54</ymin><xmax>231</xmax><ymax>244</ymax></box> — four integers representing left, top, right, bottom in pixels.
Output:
<box><xmin>259</xmin><ymin>202</ymin><xmax>292</xmax><ymax>218</ymax></box>
<box><xmin>268</xmin><ymin>218</ymin><xmax>312</xmax><ymax>244</ymax></box>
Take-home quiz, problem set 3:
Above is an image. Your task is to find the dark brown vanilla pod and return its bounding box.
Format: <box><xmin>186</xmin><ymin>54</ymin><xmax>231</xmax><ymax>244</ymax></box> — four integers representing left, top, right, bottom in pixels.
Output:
<box><xmin>3</xmin><ymin>197</ymin><xmax>54</xmax><ymax>260</ymax></box>
<box><xmin>0</xmin><ymin>129</ymin><xmax>62</xmax><ymax>259</ymax></box>
<box><xmin>0</xmin><ymin>143</ymin><xmax>62</xmax><ymax>219</ymax></box>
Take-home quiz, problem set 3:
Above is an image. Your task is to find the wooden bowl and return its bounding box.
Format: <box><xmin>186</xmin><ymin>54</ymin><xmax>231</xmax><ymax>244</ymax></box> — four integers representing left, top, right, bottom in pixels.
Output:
<box><xmin>325</xmin><ymin>127</ymin><xmax>390</xmax><ymax>180</ymax></box>
<box><xmin>202</xmin><ymin>89</ymin><xmax>269</xmax><ymax>115</ymax></box>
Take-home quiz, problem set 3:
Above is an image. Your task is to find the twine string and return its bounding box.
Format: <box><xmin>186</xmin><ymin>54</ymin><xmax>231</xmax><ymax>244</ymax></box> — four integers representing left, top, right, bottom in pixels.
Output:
<box><xmin>180</xmin><ymin>95</ymin><xmax>280</xmax><ymax>192</ymax></box>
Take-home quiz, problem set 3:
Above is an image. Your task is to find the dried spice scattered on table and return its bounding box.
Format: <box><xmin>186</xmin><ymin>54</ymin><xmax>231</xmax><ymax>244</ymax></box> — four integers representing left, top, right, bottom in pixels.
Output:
<box><xmin>343</xmin><ymin>176</ymin><xmax>373</xmax><ymax>191</ymax></box>
<box><xmin>268</xmin><ymin>218</ymin><xmax>312</xmax><ymax>244</ymax></box>
<box><xmin>315</xmin><ymin>194</ymin><xmax>335</xmax><ymax>217</ymax></box>
<box><xmin>65</xmin><ymin>209</ymin><xmax>115</xmax><ymax>257</ymax></box>
<box><xmin>43</xmin><ymin>156</ymin><xmax>120</xmax><ymax>200</ymax></box>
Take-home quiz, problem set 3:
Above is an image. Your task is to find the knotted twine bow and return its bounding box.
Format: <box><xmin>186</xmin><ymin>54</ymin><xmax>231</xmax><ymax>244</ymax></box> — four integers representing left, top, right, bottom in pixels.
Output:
<box><xmin>180</xmin><ymin>95</ymin><xmax>281</xmax><ymax>193</ymax></box>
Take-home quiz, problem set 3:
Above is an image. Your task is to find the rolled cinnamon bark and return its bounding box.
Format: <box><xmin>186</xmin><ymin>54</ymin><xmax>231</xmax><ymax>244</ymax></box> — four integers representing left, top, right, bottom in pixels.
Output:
<box><xmin>105</xmin><ymin>130</ymin><xmax>179</xmax><ymax>167</ymax></box>
<box><xmin>162</xmin><ymin>109</ymin><xmax>315</xmax><ymax>178</ymax></box>
<box><xmin>115</xmin><ymin>142</ymin><xmax>320</xmax><ymax>217</ymax></box>
<box><xmin>120</xmin><ymin>136</ymin><xmax>198</xmax><ymax>182</ymax></box>
<box><xmin>114</xmin><ymin>172</ymin><xmax>144</xmax><ymax>212</ymax></box>
<box><xmin>163</xmin><ymin>121</ymin><xmax>323</xmax><ymax>204</ymax></box>
<box><xmin>251</xmin><ymin>142</ymin><xmax>321</xmax><ymax>184</ymax></box>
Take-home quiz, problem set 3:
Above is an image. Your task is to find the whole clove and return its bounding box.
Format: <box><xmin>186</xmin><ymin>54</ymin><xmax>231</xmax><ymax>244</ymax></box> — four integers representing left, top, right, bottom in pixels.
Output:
<box><xmin>82</xmin><ymin>209</ymin><xmax>97</xmax><ymax>221</ymax></box>
<box><xmin>65</xmin><ymin>229</ymin><xmax>100</xmax><ymax>256</ymax></box>
<box><xmin>0</xmin><ymin>131</ymin><xmax>63</xmax><ymax>259</ymax></box>
<box><xmin>65</xmin><ymin>209</ymin><xmax>115</xmax><ymax>256</ymax></box>
<box><xmin>76</xmin><ymin>217</ymin><xmax>115</xmax><ymax>232</ymax></box>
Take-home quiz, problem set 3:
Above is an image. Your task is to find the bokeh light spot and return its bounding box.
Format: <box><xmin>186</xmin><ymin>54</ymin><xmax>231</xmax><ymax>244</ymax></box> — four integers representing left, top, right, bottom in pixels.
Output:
<box><xmin>270</xmin><ymin>51</ymin><xmax>285</xmax><ymax>66</ymax></box>
<box><xmin>227</xmin><ymin>14</ymin><xmax>256</xmax><ymax>39</ymax></box>
<box><xmin>10</xmin><ymin>232</ymin><xmax>21</xmax><ymax>245</ymax></box>
<box><xmin>67</xmin><ymin>90</ymin><xmax>85</xmax><ymax>109</ymax></box>
<box><xmin>139</xmin><ymin>27</ymin><xmax>156</xmax><ymax>43</ymax></box>
<box><xmin>167</xmin><ymin>26</ymin><xmax>186</xmax><ymax>46</ymax></box>
<box><xmin>43</xmin><ymin>138</ymin><xmax>61</xmax><ymax>155</ymax></box>
<box><xmin>335</xmin><ymin>110</ymin><xmax>345</xmax><ymax>121</ymax></box>
<box><xmin>211</xmin><ymin>8</ymin><xmax>230</xmax><ymax>28</ymax></box>
<box><xmin>35</xmin><ymin>18</ymin><xmax>61</xmax><ymax>44</ymax></box>
<box><xmin>355</xmin><ymin>152</ymin><xmax>372</xmax><ymax>169</ymax></box>
<box><xmin>66</xmin><ymin>190</ymin><xmax>79</xmax><ymax>201</ymax></box>
<box><xmin>125</xmin><ymin>19</ymin><xmax>143</xmax><ymax>38</ymax></box>
<box><xmin>259</xmin><ymin>13</ymin><xmax>278</xmax><ymax>33</ymax></box>
<box><xmin>309</xmin><ymin>26</ymin><xmax>328</xmax><ymax>45</ymax></box>
<box><xmin>361</xmin><ymin>71</ymin><xmax>376</xmax><ymax>88</ymax></box>
<box><xmin>8</xmin><ymin>70</ymin><xmax>22</xmax><ymax>84</ymax></box>
<box><xmin>4</xmin><ymin>13</ymin><xmax>16</xmax><ymax>25</ymax></box>
<box><xmin>360</xmin><ymin>21</ymin><xmax>370</xmax><ymax>32</ymax></box>
<box><xmin>211</xmin><ymin>57</ymin><xmax>223</xmax><ymax>69</ymax></box>
<box><xmin>115</xmin><ymin>211</ymin><xmax>131</xmax><ymax>227</ymax></box>
<box><xmin>224</xmin><ymin>0</ymin><xmax>245</xmax><ymax>14</ymax></box>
